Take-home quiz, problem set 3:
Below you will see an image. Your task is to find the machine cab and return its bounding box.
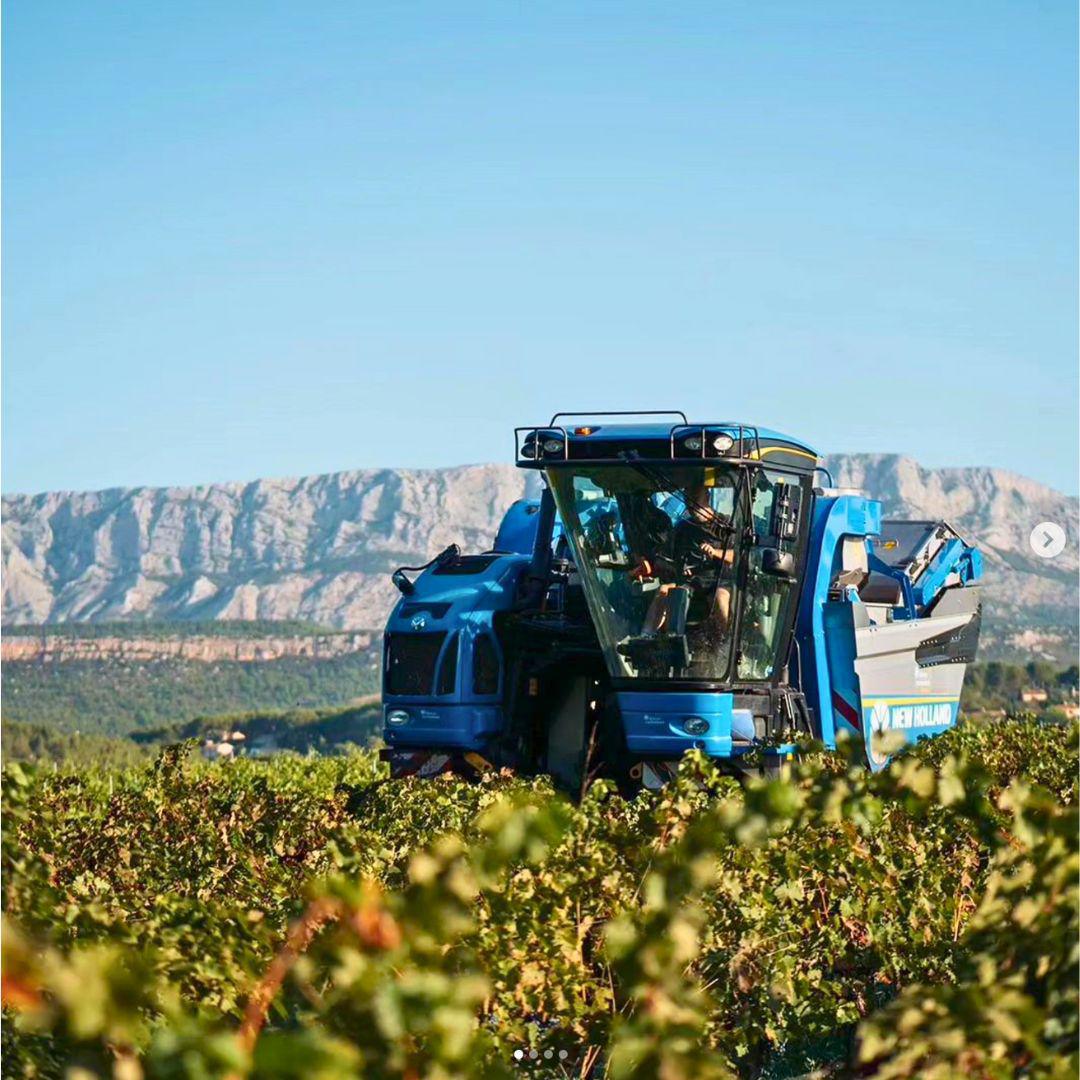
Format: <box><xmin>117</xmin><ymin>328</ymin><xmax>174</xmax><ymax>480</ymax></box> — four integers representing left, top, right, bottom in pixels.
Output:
<box><xmin>517</xmin><ymin>416</ymin><xmax>819</xmax><ymax>694</ymax></box>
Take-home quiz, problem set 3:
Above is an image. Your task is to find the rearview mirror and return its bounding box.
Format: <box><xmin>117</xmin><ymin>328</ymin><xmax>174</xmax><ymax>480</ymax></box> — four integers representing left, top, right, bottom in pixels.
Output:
<box><xmin>761</xmin><ymin>547</ymin><xmax>797</xmax><ymax>580</ymax></box>
<box><xmin>770</xmin><ymin>484</ymin><xmax>803</xmax><ymax>542</ymax></box>
<box><xmin>392</xmin><ymin>569</ymin><xmax>416</xmax><ymax>595</ymax></box>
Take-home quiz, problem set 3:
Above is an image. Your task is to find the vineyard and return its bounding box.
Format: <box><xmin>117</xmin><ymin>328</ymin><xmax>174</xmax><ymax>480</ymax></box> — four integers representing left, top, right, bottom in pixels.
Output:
<box><xmin>2</xmin><ymin>718</ymin><xmax>1076</xmax><ymax>1079</ymax></box>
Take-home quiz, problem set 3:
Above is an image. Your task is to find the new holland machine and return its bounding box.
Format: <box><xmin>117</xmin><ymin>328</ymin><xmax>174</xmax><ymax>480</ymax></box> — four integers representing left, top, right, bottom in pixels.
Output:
<box><xmin>380</xmin><ymin>412</ymin><xmax>982</xmax><ymax>791</ymax></box>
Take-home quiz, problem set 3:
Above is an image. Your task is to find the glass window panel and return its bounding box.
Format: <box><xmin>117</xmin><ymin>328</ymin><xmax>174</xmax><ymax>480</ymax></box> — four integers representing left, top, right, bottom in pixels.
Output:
<box><xmin>548</xmin><ymin>464</ymin><xmax>746</xmax><ymax>681</ymax></box>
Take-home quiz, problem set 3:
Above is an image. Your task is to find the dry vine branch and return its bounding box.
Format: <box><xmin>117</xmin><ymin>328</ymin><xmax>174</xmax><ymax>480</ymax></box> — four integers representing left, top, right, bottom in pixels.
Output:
<box><xmin>236</xmin><ymin>896</ymin><xmax>345</xmax><ymax>1056</ymax></box>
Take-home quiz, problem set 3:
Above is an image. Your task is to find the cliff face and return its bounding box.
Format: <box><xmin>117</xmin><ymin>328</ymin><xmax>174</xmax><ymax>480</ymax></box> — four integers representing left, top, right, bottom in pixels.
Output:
<box><xmin>1</xmin><ymin>632</ymin><xmax>375</xmax><ymax>665</ymax></box>
<box><xmin>3</xmin><ymin>465</ymin><xmax>540</xmax><ymax>630</ymax></box>
<box><xmin>2</xmin><ymin>456</ymin><xmax>1075</xmax><ymax>654</ymax></box>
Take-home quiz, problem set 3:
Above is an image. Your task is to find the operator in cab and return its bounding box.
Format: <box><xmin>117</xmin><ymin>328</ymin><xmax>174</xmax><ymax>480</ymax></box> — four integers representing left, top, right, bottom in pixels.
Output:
<box><xmin>632</xmin><ymin>477</ymin><xmax>736</xmax><ymax>637</ymax></box>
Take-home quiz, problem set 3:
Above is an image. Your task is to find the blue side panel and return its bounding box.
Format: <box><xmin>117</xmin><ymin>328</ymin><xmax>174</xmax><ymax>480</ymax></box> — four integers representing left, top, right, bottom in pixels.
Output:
<box><xmin>822</xmin><ymin>600</ymin><xmax>862</xmax><ymax>739</ymax></box>
<box><xmin>493</xmin><ymin>500</ymin><xmax>543</xmax><ymax>554</ymax></box>
<box><xmin>616</xmin><ymin>691</ymin><xmax>756</xmax><ymax>758</ymax></box>
<box><xmin>794</xmin><ymin>494</ymin><xmax>882</xmax><ymax>749</ymax></box>
<box><xmin>493</xmin><ymin>498</ymin><xmax>567</xmax><ymax>559</ymax></box>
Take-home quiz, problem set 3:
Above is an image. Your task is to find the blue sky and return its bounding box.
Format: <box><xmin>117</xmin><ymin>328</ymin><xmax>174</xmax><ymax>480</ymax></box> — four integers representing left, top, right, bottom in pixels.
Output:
<box><xmin>4</xmin><ymin>1</ymin><xmax>1077</xmax><ymax>495</ymax></box>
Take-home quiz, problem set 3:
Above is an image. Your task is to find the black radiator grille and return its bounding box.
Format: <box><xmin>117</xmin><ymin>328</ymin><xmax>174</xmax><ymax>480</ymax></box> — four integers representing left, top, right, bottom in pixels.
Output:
<box><xmin>385</xmin><ymin>632</ymin><xmax>448</xmax><ymax>696</ymax></box>
<box><xmin>472</xmin><ymin>633</ymin><xmax>500</xmax><ymax>695</ymax></box>
<box><xmin>436</xmin><ymin>633</ymin><xmax>459</xmax><ymax>695</ymax></box>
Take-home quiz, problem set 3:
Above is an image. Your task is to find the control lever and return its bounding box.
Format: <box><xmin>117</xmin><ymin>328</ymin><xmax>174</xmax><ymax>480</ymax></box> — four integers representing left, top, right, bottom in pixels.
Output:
<box><xmin>596</xmin><ymin>553</ymin><xmax>631</xmax><ymax>569</ymax></box>
<box><xmin>434</xmin><ymin>543</ymin><xmax>461</xmax><ymax>566</ymax></box>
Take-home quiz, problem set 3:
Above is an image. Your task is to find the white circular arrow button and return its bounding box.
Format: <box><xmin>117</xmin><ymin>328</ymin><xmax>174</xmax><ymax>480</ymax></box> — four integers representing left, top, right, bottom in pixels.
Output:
<box><xmin>1029</xmin><ymin>522</ymin><xmax>1067</xmax><ymax>559</ymax></box>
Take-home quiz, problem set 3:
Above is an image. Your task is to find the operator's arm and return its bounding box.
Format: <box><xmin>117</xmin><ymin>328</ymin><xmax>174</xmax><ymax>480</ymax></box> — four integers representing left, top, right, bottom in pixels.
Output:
<box><xmin>700</xmin><ymin>543</ymin><xmax>735</xmax><ymax>564</ymax></box>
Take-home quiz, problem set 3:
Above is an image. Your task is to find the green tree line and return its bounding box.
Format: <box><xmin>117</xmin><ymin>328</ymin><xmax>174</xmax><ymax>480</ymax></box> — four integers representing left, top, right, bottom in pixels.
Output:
<box><xmin>963</xmin><ymin>661</ymin><xmax>1078</xmax><ymax>712</ymax></box>
<box><xmin>2</xmin><ymin>652</ymin><xmax>380</xmax><ymax>737</ymax></box>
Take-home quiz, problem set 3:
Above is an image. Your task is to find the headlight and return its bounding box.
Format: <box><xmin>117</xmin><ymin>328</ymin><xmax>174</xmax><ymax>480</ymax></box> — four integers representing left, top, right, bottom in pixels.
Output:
<box><xmin>543</xmin><ymin>438</ymin><xmax>564</xmax><ymax>455</ymax></box>
<box><xmin>386</xmin><ymin>709</ymin><xmax>410</xmax><ymax>726</ymax></box>
<box><xmin>520</xmin><ymin>441</ymin><xmax>537</xmax><ymax>459</ymax></box>
<box><xmin>682</xmin><ymin>716</ymin><xmax>709</xmax><ymax>736</ymax></box>
<box><xmin>684</xmin><ymin>435</ymin><xmax>703</xmax><ymax>452</ymax></box>
<box><xmin>713</xmin><ymin>433</ymin><xmax>735</xmax><ymax>452</ymax></box>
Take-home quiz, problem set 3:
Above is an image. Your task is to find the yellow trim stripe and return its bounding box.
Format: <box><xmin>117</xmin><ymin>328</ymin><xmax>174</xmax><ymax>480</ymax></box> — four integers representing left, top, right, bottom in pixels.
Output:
<box><xmin>864</xmin><ymin>697</ymin><xmax>958</xmax><ymax>706</ymax></box>
<box><xmin>749</xmin><ymin>446</ymin><xmax>818</xmax><ymax>462</ymax></box>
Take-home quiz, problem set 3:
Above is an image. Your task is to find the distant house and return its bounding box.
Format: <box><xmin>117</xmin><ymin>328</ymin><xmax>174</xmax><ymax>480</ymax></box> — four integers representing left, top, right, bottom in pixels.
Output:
<box><xmin>201</xmin><ymin>731</ymin><xmax>245</xmax><ymax>760</ymax></box>
<box><xmin>1020</xmin><ymin>688</ymin><xmax>1049</xmax><ymax>705</ymax></box>
<box><xmin>1059</xmin><ymin>703</ymin><xmax>1080</xmax><ymax>721</ymax></box>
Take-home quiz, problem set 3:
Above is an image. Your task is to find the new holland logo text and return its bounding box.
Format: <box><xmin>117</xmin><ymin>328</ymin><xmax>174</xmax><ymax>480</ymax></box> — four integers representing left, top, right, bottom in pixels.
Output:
<box><xmin>870</xmin><ymin>700</ymin><xmax>953</xmax><ymax>733</ymax></box>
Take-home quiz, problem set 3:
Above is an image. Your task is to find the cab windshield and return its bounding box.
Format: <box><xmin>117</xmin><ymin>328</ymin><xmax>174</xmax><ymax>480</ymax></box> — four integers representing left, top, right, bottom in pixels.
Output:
<box><xmin>547</xmin><ymin>463</ymin><xmax>802</xmax><ymax>683</ymax></box>
<box><xmin>548</xmin><ymin>463</ymin><xmax>746</xmax><ymax>681</ymax></box>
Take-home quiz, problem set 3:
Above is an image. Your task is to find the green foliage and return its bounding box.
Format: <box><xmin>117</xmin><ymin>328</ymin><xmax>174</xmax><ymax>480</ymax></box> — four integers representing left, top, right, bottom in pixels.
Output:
<box><xmin>135</xmin><ymin>703</ymin><xmax>382</xmax><ymax>754</ymax></box>
<box><xmin>2</xmin><ymin>652</ymin><xmax>379</xmax><ymax>736</ymax></box>
<box><xmin>856</xmin><ymin>782</ymin><xmax>1078</xmax><ymax>1079</ymax></box>
<box><xmin>3</xmin><ymin>718</ymin><xmax>1076</xmax><ymax>1078</ymax></box>
<box><xmin>3</xmin><ymin>705</ymin><xmax>382</xmax><ymax>766</ymax></box>
<box><xmin>910</xmin><ymin>714</ymin><xmax>1077</xmax><ymax>805</ymax></box>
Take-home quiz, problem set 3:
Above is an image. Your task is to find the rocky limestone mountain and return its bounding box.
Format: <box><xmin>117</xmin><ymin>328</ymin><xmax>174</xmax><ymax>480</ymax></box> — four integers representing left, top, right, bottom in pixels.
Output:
<box><xmin>2</xmin><ymin>465</ymin><xmax>541</xmax><ymax>631</ymax></box>
<box><xmin>2</xmin><ymin>456</ymin><xmax>1075</xmax><ymax>658</ymax></box>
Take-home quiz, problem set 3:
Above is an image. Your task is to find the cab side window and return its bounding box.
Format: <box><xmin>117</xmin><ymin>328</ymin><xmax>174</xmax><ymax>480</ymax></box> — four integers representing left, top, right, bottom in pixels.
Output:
<box><xmin>738</xmin><ymin>472</ymin><xmax>801</xmax><ymax>681</ymax></box>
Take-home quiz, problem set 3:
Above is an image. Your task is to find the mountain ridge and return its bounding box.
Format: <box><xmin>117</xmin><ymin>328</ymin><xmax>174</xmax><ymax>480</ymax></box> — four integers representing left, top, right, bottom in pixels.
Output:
<box><xmin>2</xmin><ymin>454</ymin><xmax>1072</xmax><ymax>502</ymax></box>
<box><xmin>3</xmin><ymin>454</ymin><xmax>1076</xmax><ymax>659</ymax></box>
